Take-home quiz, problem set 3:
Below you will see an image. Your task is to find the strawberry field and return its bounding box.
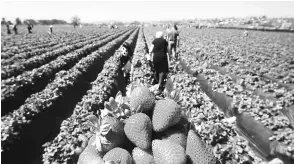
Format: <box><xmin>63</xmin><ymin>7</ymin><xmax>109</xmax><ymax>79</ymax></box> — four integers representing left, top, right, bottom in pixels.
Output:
<box><xmin>1</xmin><ymin>26</ymin><xmax>294</xmax><ymax>164</ymax></box>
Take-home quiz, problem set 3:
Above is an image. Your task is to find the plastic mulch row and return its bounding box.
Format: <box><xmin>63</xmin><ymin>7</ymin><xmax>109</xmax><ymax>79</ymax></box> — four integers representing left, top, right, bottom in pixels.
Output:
<box><xmin>178</xmin><ymin>59</ymin><xmax>282</xmax><ymax>161</ymax></box>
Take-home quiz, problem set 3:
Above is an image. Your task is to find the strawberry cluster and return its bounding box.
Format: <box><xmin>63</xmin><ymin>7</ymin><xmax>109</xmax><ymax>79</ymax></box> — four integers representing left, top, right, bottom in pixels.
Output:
<box><xmin>78</xmin><ymin>83</ymin><xmax>217</xmax><ymax>164</ymax></box>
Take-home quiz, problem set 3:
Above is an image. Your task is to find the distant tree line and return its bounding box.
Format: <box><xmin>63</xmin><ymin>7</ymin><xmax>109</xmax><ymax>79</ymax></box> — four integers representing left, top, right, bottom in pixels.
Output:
<box><xmin>1</xmin><ymin>17</ymin><xmax>68</xmax><ymax>25</ymax></box>
<box><xmin>38</xmin><ymin>19</ymin><xmax>68</xmax><ymax>25</ymax></box>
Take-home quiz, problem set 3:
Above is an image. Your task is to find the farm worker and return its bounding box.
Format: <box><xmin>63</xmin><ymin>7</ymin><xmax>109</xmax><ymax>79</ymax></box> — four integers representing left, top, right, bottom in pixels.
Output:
<box><xmin>149</xmin><ymin>31</ymin><xmax>169</xmax><ymax>93</ymax></box>
<box><xmin>13</xmin><ymin>24</ymin><xmax>18</xmax><ymax>34</ymax></box>
<box><xmin>244</xmin><ymin>30</ymin><xmax>248</xmax><ymax>37</ymax></box>
<box><xmin>119</xmin><ymin>41</ymin><xmax>134</xmax><ymax>83</ymax></box>
<box><xmin>6</xmin><ymin>23</ymin><xmax>11</xmax><ymax>34</ymax></box>
<box><xmin>146</xmin><ymin>50</ymin><xmax>155</xmax><ymax>84</ymax></box>
<box><xmin>166</xmin><ymin>24</ymin><xmax>180</xmax><ymax>61</ymax></box>
<box><xmin>165</xmin><ymin>24</ymin><xmax>171</xmax><ymax>40</ymax></box>
<box><xmin>27</xmin><ymin>24</ymin><xmax>33</xmax><ymax>33</ymax></box>
<box><xmin>49</xmin><ymin>25</ymin><xmax>53</xmax><ymax>34</ymax></box>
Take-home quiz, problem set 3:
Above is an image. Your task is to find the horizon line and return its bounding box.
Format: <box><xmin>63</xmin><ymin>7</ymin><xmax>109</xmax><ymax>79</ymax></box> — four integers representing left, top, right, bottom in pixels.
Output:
<box><xmin>3</xmin><ymin>15</ymin><xmax>294</xmax><ymax>24</ymax></box>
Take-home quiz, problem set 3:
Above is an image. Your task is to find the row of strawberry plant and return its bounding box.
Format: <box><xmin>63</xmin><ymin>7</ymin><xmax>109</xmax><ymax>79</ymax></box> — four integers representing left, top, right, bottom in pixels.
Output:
<box><xmin>177</xmin><ymin>71</ymin><xmax>263</xmax><ymax>163</ymax></box>
<box><xmin>177</xmin><ymin>30</ymin><xmax>294</xmax><ymax>144</ymax></box>
<box><xmin>1</xmin><ymin>28</ymin><xmax>137</xmax><ymax>164</ymax></box>
<box><xmin>199</xmin><ymin>60</ymin><xmax>294</xmax><ymax>158</ymax></box>
<box><xmin>176</xmin><ymin>28</ymin><xmax>294</xmax><ymax>124</ymax></box>
<box><xmin>2</xmin><ymin>29</ymin><xmax>112</xmax><ymax>62</ymax></box>
<box><xmin>1</xmin><ymin>31</ymin><xmax>84</xmax><ymax>56</ymax></box>
<box><xmin>1</xmin><ymin>30</ymin><xmax>110</xmax><ymax>66</ymax></box>
<box><xmin>173</xmin><ymin>31</ymin><xmax>294</xmax><ymax>162</ymax></box>
<box><xmin>143</xmin><ymin>28</ymin><xmax>261</xmax><ymax>163</ymax></box>
<box><xmin>42</xmin><ymin>27</ymin><xmax>139</xmax><ymax>164</ymax></box>
<box><xmin>1</xmin><ymin>29</ymin><xmax>124</xmax><ymax>80</ymax></box>
<box><xmin>145</xmin><ymin>27</ymin><xmax>293</xmax><ymax>163</ymax></box>
<box><xmin>131</xmin><ymin>28</ymin><xmax>151</xmax><ymax>85</ymax></box>
<box><xmin>205</xmin><ymin>63</ymin><xmax>294</xmax><ymax>127</ymax></box>
<box><xmin>184</xmin><ymin>30</ymin><xmax>294</xmax><ymax>129</ymax></box>
<box><xmin>1</xmin><ymin>29</ymin><xmax>119</xmax><ymax>78</ymax></box>
<box><xmin>2</xmin><ymin>41</ymin><xmax>58</xmax><ymax>58</ymax></box>
<box><xmin>2</xmin><ymin>27</ymin><xmax>105</xmax><ymax>49</ymax></box>
<box><xmin>1</xmin><ymin>29</ymin><xmax>131</xmax><ymax>116</ymax></box>
<box><xmin>206</xmin><ymin>62</ymin><xmax>294</xmax><ymax>127</ymax></box>
<box><xmin>179</xmin><ymin>35</ymin><xmax>291</xmax><ymax>119</ymax></box>
<box><xmin>181</xmin><ymin>28</ymin><xmax>294</xmax><ymax>90</ymax></box>
<box><xmin>3</xmin><ymin>30</ymin><xmax>106</xmax><ymax>55</ymax></box>
<box><xmin>179</xmin><ymin>58</ymin><xmax>294</xmax><ymax>163</ymax></box>
<box><xmin>2</xmin><ymin>35</ymin><xmax>54</xmax><ymax>54</ymax></box>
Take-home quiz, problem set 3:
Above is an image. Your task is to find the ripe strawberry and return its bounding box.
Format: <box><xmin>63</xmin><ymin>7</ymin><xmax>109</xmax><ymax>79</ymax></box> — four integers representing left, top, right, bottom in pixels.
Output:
<box><xmin>130</xmin><ymin>86</ymin><xmax>155</xmax><ymax>113</ymax></box>
<box><xmin>152</xmin><ymin>99</ymin><xmax>181</xmax><ymax>132</ymax></box>
<box><xmin>78</xmin><ymin>135</ymin><xmax>104</xmax><ymax>164</ymax></box>
<box><xmin>124</xmin><ymin>113</ymin><xmax>152</xmax><ymax>149</ymax></box>
<box><xmin>186</xmin><ymin>129</ymin><xmax>217</xmax><ymax>164</ymax></box>
<box><xmin>132</xmin><ymin>147</ymin><xmax>155</xmax><ymax>164</ymax></box>
<box><xmin>161</xmin><ymin>124</ymin><xmax>187</xmax><ymax>149</ymax></box>
<box><xmin>152</xmin><ymin>139</ymin><xmax>186</xmax><ymax>164</ymax></box>
<box><xmin>103</xmin><ymin>147</ymin><xmax>133</xmax><ymax>164</ymax></box>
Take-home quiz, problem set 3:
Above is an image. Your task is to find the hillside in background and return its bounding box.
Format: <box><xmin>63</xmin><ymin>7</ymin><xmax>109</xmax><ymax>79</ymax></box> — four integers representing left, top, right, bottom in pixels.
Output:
<box><xmin>145</xmin><ymin>16</ymin><xmax>294</xmax><ymax>31</ymax></box>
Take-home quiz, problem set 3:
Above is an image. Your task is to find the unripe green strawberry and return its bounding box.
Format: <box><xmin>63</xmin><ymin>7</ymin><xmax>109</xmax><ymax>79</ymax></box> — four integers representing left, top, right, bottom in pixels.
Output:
<box><xmin>130</xmin><ymin>86</ymin><xmax>155</xmax><ymax>113</ymax></box>
<box><xmin>124</xmin><ymin>113</ymin><xmax>152</xmax><ymax>149</ymax></box>
<box><xmin>103</xmin><ymin>147</ymin><xmax>133</xmax><ymax>164</ymax></box>
<box><xmin>152</xmin><ymin>139</ymin><xmax>186</xmax><ymax>164</ymax></box>
<box><xmin>186</xmin><ymin>129</ymin><xmax>217</xmax><ymax>164</ymax></box>
<box><xmin>78</xmin><ymin>135</ymin><xmax>104</xmax><ymax>164</ymax></box>
<box><xmin>152</xmin><ymin>99</ymin><xmax>181</xmax><ymax>132</ymax></box>
<box><xmin>132</xmin><ymin>147</ymin><xmax>155</xmax><ymax>164</ymax></box>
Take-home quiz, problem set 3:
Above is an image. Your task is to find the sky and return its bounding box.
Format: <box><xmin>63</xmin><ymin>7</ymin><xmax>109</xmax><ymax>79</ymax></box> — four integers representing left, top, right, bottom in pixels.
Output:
<box><xmin>1</xmin><ymin>1</ymin><xmax>294</xmax><ymax>23</ymax></box>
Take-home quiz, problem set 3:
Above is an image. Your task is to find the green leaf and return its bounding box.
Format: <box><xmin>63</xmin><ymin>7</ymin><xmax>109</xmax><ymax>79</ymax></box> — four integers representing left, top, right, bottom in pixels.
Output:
<box><xmin>105</xmin><ymin>103</ymin><xmax>113</xmax><ymax>111</ymax></box>
<box><xmin>93</xmin><ymin>134</ymin><xmax>103</xmax><ymax>152</ymax></box>
<box><xmin>109</xmin><ymin>97</ymin><xmax>115</xmax><ymax>104</ymax></box>
<box><xmin>87</xmin><ymin>115</ymin><xmax>100</xmax><ymax>132</ymax></box>
<box><xmin>100</xmin><ymin>136</ymin><xmax>111</xmax><ymax>145</ymax></box>
<box><xmin>87</xmin><ymin>115</ymin><xmax>99</xmax><ymax>127</ymax></box>
<box><xmin>85</xmin><ymin>122</ymin><xmax>99</xmax><ymax>132</ymax></box>
<box><xmin>185</xmin><ymin>110</ymin><xmax>191</xmax><ymax>118</ymax></box>
<box><xmin>171</xmin><ymin>90</ymin><xmax>181</xmax><ymax>102</ymax></box>
<box><xmin>100</xmin><ymin>119</ymin><xmax>112</xmax><ymax>135</ymax></box>
<box><xmin>101</xmin><ymin>109</ymin><xmax>113</xmax><ymax>118</ymax></box>
<box><xmin>115</xmin><ymin>91</ymin><xmax>123</xmax><ymax>104</ymax></box>
<box><xmin>120</xmin><ymin>103</ymin><xmax>130</xmax><ymax>110</ymax></box>
<box><xmin>109</xmin><ymin>98</ymin><xmax>118</xmax><ymax>111</ymax></box>
<box><xmin>131</xmin><ymin>84</ymin><xmax>136</xmax><ymax>92</ymax></box>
